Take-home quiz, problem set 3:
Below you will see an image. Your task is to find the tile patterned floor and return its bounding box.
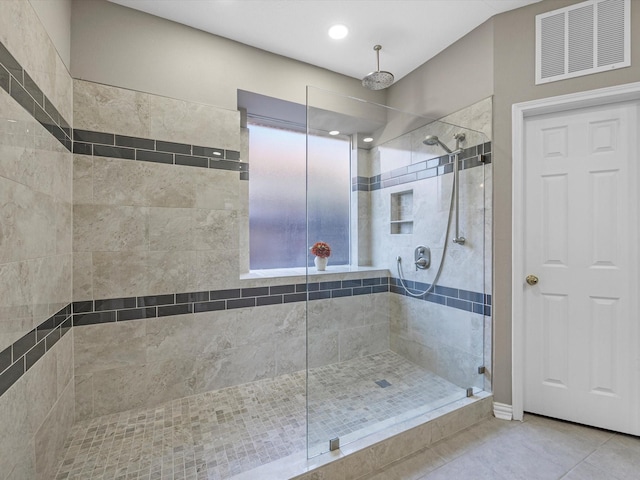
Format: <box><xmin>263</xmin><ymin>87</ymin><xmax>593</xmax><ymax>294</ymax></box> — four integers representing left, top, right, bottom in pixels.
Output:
<box><xmin>55</xmin><ymin>351</ymin><xmax>467</xmax><ymax>480</ymax></box>
<box><xmin>363</xmin><ymin>413</ymin><xmax>640</xmax><ymax>480</ymax></box>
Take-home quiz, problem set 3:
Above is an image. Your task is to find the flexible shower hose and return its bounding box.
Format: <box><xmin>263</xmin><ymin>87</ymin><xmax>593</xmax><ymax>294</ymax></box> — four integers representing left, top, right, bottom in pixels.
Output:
<box><xmin>396</xmin><ymin>169</ymin><xmax>456</xmax><ymax>298</ymax></box>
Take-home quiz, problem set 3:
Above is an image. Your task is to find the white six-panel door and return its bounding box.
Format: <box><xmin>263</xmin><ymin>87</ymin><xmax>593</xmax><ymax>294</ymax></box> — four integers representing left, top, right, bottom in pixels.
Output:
<box><xmin>522</xmin><ymin>100</ymin><xmax>639</xmax><ymax>435</ymax></box>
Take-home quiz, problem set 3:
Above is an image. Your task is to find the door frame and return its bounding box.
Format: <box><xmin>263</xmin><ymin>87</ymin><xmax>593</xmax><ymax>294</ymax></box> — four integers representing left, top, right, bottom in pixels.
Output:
<box><xmin>512</xmin><ymin>81</ymin><xmax>640</xmax><ymax>422</ymax></box>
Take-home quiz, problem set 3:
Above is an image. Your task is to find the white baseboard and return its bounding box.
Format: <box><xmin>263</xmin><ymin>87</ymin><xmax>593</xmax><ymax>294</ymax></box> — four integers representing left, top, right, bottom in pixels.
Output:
<box><xmin>493</xmin><ymin>402</ymin><xmax>513</xmax><ymax>421</ymax></box>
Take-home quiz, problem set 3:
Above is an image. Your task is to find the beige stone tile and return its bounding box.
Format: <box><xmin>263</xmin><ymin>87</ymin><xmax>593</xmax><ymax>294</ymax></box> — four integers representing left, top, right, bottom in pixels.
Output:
<box><xmin>193</xmin><ymin>208</ymin><xmax>238</xmax><ymax>250</ymax></box>
<box><xmin>47</xmin><ymin>148</ymin><xmax>73</xmax><ymax>204</ymax></box>
<box><xmin>24</xmin><ymin>347</ymin><xmax>58</xmax><ymax>437</ymax></box>
<box><xmin>420</xmin><ymin>450</ymin><xmax>510</xmax><ymax>480</ymax></box>
<box><xmin>194</xmin><ymin>167</ymin><xmax>240</xmax><ymax>210</ymax></box>
<box><xmin>307</xmin><ymin>296</ymin><xmax>367</xmax><ymax>336</ymax></box>
<box><xmin>0</xmin><ymin>305</ymin><xmax>33</xmax><ymax>353</ymax></box>
<box><xmin>29</xmin><ymin>254</ymin><xmax>72</xmax><ymax>324</ymax></box>
<box><xmin>435</xmin><ymin>343</ymin><xmax>483</xmax><ymax>391</ymax></box>
<box><xmin>147</xmin><ymin>250</ymin><xmax>196</xmax><ymax>295</ymax></box>
<box><xmin>91</xmin><ymin>364</ymin><xmax>148</xmax><ymax>417</ymax></box>
<box><xmin>296</xmin><ymin>461</ymin><xmax>346</xmax><ymax>480</ymax></box>
<box><xmin>335</xmin><ymin>448</ymin><xmax>377</xmax><ymax>480</ymax></box>
<box><xmin>149</xmin><ymin>94</ymin><xmax>240</xmax><ymax>148</ymax></box>
<box><xmin>34</xmin><ymin>381</ymin><xmax>75</xmax><ymax>480</ymax></box>
<box><xmin>0</xmin><ymin>0</ymin><xmax>72</xmax><ymax>121</ymax></box>
<box><xmin>149</xmin><ymin>207</ymin><xmax>193</xmax><ymax>251</ymax></box>
<box><xmin>0</xmin><ymin>374</ymin><xmax>30</xmax><ymax>476</ymax></box>
<box><xmin>146</xmin><ymin>314</ymin><xmax>197</xmax><ymax>363</ymax></box>
<box><xmin>55</xmin><ymin>331</ymin><xmax>74</xmax><ymax>396</ymax></box>
<box><xmin>74</xmin><ymin>321</ymin><xmax>147</xmax><ymax>375</ymax></box>
<box><xmin>191</xmin><ymin>310</ymin><xmax>236</xmax><ymax>353</ymax></box>
<box><xmin>0</xmin><ymin>177</ymin><xmax>56</xmax><ymax>264</ymax></box>
<box><xmin>339</xmin><ymin>323</ymin><xmax>389</xmax><ymax>362</ymax></box>
<box><xmin>583</xmin><ymin>434</ymin><xmax>640</xmax><ymax>479</ymax></box>
<box><xmin>73</xmin><ymin>204</ymin><xmax>149</xmax><ymax>252</ymax></box>
<box><xmin>194</xmin><ymin>248</ymin><xmax>240</xmax><ymax>291</ymax></box>
<box><xmin>73</xmin><ymin>79</ymin><xmax>150</xmax><ymax>137</ymax></box>
<box><xmin>366</xmin><ymin>447</ymin><xmax>445</xmax><ymax>480</ymax></box>
<box><xmin>55</xmin><ymin>200</ymin><xmax>72</xmax><ymax>255</ymax></box>
<box><xmin>92</xmin><ymin>156</ymin><xmax>196</xmax><ymax>207</ymax></box>
<box><xmin>72</xmin><ymin>252</ymin><xmax>93</xmax><ymax>301</ymax></box>
<box><xmin>145</xmin><ymin>356</ymin><xmax>197</xmax><ymax>408</ymax></box>
<box><xmin>195</xmin><ymin>342</ymin><xmax>276</xmax><ymax>393</ymax></box>
<box><xmin>92</xmin><ymin>250</ymin><xmax>149</xmax><ymax>298</ymax></box>
<box><xmin>276</xmin><ymin>334</ymin><xmax>306</xmax><ymax>375</ymax></box>
<box><xmin>72</xmin><ymin>154</ymin><xmax>93</xmax><ymax>205</ymax></box>
<box><xmin>562</xmin><ymin>461</ymin><xmax>620</xmax><ymax>480</ymax></box>
<box><xmin>308</xmin><ymin>331</ymin><xmax>339</xmax><ymax>368</ymax></box>
<box><xmin>6</xmin><ymin>448</ymin><xmax>36</xmax><ymax>480</ymax></box>
<box><xmin>74</xmin><ymin>373</ymin><xmax>93</xmax><ymax>422</ymax></box>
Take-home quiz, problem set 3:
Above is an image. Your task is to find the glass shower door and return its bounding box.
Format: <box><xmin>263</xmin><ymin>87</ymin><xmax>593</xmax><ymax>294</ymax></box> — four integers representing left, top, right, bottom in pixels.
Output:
<box><xmin>305</xmin><ymin>86</ymin><xmax>489</xmax><ymax>458</ymax></box>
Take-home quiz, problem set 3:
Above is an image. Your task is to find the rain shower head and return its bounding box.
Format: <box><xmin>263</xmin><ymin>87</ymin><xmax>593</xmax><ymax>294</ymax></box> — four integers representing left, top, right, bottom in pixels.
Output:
<box><xmin>362</xmin><ymin>45</ymin><xmax>394</xmax><ymax>90</ymax></box>
<box><xmin>423</xmin><ymin>135</ymin><xmax>453</xmax><ymax>154</ymax></box>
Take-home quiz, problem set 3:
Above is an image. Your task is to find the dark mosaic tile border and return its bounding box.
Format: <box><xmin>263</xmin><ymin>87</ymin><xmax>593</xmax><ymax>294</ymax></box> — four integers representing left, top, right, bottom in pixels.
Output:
<box><xmin>389</xmin><ymin>277</ymin><xmax>492</xmax><ymax>316</ymax></box>
<box><xmin>70</xmin><ymin>277</ymin><xmax>391</xmax><ymax>326</ymax></box>
<box><xmin>73</xmin><ymin>128</ymin><xmax>249</xmax><ymax>179</ymax></box>
<box><xmin>0</xmin><ymin>40</ymin><xmax>72</xmax><ymax>151</ymax></box>
<box><xmin>0</xmin><ymin>305</ymin><xmax>72</xmax><ymax>397</ymax></box>
<box><xmin>352</xmin><ymin>141</ymin><xmax>491</xmax><ymax>192</ymax></box>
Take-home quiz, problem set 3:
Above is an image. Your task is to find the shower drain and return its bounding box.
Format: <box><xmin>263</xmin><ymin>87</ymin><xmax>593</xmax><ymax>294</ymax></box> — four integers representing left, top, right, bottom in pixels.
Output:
<box><xmin>375</xmin><ymin>379</ymin><xmax>391</xmax><ymax>388</ymax></box>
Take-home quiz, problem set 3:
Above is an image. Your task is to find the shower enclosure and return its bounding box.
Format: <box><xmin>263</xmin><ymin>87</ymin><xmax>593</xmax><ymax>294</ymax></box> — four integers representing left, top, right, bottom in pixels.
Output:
<box><xmin>305</xmin><ymin>87</ymin><xmax>491</xmax><ymax>458</ymax></box>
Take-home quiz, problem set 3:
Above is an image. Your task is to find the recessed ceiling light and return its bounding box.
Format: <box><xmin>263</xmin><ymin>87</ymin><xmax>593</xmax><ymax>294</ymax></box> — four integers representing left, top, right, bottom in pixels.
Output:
<box><xmin>329</xmin><ymin>130</ymin><xmax>340</xmax><ymax>136</ymax></box>
<box><xmin>363</xmin><ymin>137</ymin><xmax>373</xmax><ymax>142</ymax></box>
<box><xmin>328</xmin><ymin>24</ymin><xmax>348</xmax><ymax>40</ymax></box>
<box><xmin>213</xmin><ymin>151</ymin><xmax>222</xmax><ymax>156</ymax></box>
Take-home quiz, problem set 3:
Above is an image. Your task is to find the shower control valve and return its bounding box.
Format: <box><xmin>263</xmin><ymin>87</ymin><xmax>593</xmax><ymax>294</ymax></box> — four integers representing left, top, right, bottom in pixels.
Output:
<box><xmin>414</xmin><ymin>245</ymin><xmax>431</xmax><ymax>270</ymax></box>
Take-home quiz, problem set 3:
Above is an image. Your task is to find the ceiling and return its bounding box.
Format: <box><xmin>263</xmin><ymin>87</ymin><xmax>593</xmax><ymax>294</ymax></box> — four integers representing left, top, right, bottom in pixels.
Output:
<box><xmin>108</xmin><ymin>0</ymin><xmax>542</xmax><ymax>83</ymax></box>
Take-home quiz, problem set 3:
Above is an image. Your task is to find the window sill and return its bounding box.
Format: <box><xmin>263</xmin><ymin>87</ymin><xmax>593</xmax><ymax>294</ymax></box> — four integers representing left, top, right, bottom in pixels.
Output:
<box><xmin>240</xmin><ymin>265</ymin><xmax>389</xmax><ymax>281</ymax></box>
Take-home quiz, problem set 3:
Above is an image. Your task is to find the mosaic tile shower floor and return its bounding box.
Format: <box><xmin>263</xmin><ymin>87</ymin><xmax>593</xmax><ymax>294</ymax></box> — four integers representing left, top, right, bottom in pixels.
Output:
<box><xmin>55</xmin><ymin>351</ymin><xmax>466</xmax><ymax>479</ymax></box>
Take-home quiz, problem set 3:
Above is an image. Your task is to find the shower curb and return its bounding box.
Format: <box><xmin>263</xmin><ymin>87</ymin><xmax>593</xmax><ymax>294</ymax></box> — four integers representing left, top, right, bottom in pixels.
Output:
<box><xmin>230</xmin><ymin>393</ymin><xmax>493</xmax><ymax>480</ymax></box>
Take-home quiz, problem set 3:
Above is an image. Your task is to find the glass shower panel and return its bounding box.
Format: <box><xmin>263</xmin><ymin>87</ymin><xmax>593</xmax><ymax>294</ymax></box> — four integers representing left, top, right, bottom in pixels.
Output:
<box><xmin>306</xmin><ymin>87</ymin><xmax>490</xmax><ymax>458</ymax></box>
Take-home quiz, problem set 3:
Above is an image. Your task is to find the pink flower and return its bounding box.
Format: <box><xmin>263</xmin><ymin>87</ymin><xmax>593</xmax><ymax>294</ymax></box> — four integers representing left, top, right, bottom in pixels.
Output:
<box><xmin>310</xmin><ymin>241</ymin><xmax>331</xmax><ymax>258</ymax></box>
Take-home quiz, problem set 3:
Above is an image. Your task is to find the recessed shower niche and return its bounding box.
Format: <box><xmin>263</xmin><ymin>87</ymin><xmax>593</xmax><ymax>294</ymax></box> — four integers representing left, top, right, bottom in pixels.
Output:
<box><xmin>390</xmin><ymin>190</ymin><xmax>414</xmax><ymax>234</ymax></box>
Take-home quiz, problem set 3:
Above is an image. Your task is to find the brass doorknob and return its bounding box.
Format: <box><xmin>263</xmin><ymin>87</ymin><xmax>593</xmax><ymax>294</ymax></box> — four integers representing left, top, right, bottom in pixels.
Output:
<box><xmin>526</xmin><ymin>275</ymin><xmax>539</xmax><ymax>286</ymax></box>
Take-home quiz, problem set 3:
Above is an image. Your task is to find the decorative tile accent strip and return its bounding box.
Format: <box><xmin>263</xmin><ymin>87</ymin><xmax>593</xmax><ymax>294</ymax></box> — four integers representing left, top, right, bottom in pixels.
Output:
<box><xmin>0</xmin><ymin>275</ymin><xmax>490</xmax><ymax>400</ymax></box>
<box><xmin>389</xmin><ymin>277</ymin><xmax>492</xmax><ymax>316</ymax></box>
<box><xmin>352</xmin><ymin>141</ymin><xmax>491</xmax><ymax>192</ymax></box>
<box><xmin>0</xmin><ymin>40</ymin><xmax>72</xmax><ymax>151</ymax></box>
<box><xmin>71</xmin><ymin>277</ymin><xmax>391</xmax><ymax>326</ymax></box>
<box><xmin>72</xmin><ymin>128</ymin><xmax>248</xmax><ymax>178</ymax></box>
<box><xmin>0</xmin><ymin>305</ymin><xmax>72</xmax><ymax>397</ymax></box>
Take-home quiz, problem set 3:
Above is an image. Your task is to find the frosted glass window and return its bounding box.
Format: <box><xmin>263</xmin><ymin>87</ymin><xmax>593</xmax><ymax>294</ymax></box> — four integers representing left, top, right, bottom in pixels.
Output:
<box><xmin>249</xmin><ymin>124</ymin><xmax>350</xmax><ymax>269</ymax></box>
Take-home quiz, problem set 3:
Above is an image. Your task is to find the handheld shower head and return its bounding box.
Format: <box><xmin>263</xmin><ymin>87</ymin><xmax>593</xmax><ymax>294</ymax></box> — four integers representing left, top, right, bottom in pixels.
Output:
<box><xmin>423</xmin><ymin>135</ymin><xmax>453</xmax><ymax>154</ymax></box>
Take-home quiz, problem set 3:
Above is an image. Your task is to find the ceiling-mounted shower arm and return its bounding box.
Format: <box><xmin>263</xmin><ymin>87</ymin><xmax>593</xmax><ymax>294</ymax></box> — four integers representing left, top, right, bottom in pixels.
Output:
<box><xmin>362</xmin><ymin>45</ymin><xmax>394</xmax><ymax>90</ymax></box>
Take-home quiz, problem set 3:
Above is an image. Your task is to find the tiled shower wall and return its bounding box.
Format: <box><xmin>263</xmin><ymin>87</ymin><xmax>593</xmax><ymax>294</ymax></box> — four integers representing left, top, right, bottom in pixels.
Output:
<box><xmin>0</xmin><ymin>1</ymin><xmax>74</xmax><ymax>479</ymax></box>
<box><xmin>361</xmin><ymin>98</ymin><xmax>493</xmax><ymax>391</ymax></box>
<box><xmin>70</xmin><ymin>79</ymin><xmax>391</xmax><ymax>420</ymax></box>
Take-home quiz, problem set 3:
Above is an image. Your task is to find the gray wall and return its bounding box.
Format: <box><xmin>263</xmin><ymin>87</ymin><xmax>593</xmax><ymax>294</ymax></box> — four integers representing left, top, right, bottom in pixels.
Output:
<box><xmin>491</xmin><ymin>0</ymin><xmax>640</xmax><ymax>405</ymax></box>
<box><xmin>389</xmin><ymin>0</ymin><xmax>640</xmax><ymax>406</ymax></box>
<box><xmin>386</xmin><ymin>18</ymin><xmax>494</xmax><ymax>121</ymax></box>
<box><xmin>70</xmin><ymin>0</ymin><xmax>386</xmax><ymax>111</ymax></box>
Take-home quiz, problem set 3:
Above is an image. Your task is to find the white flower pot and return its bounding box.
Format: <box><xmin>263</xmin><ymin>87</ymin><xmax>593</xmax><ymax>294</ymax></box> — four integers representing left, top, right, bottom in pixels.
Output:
<box><xmin>314</xmin><ymin>256</ymin><xmax>328</xmax><ymax>271</ymax></box>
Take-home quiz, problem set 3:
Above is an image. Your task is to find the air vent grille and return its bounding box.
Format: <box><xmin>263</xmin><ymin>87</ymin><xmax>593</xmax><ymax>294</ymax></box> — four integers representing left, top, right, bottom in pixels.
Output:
<box><xmin>536</xmin><ymin>0</ymin><xmax>629</xmax><ymax>85</ymax></box>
